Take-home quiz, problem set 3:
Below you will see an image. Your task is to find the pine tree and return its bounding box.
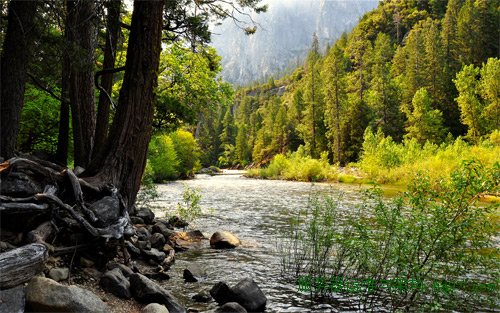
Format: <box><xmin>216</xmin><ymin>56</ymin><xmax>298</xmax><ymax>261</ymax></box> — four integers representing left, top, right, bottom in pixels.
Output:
<box><xmin>404</xmin><ymin>88</ymin><xmax>446</xmax><ymax>144</ymax></box>
<box><xmin>454</xmin><ymin>64</ymin><xmax>484</xmax><ymax>142</ymax></box>
<box><xmin>322</xmin><ymin>42</ymin><xmax>348</xmax><ymax>163</ymax></box>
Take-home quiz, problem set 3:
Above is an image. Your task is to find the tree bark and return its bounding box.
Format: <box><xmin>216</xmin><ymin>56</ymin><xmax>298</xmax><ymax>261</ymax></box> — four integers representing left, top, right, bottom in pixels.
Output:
<box><xmin>66</xmin><ymin>0</ymin><xmax>97</xmax><ymax>168</ymax></box>
<box><xmin>55</xmin><ymin>55</ymin><xmax>70</xmax><ymax>165</ymax></box>
<box><xmin>93</xmin><ymin>0</ymin><xmax>122</xmax><ymax>161</ymax></box>
<box><xmin>0</xmin><ymin>0</ymin><xmax>38</xmax><ymax>159</ymax></box>
<box><xmin>86</xmin><ymin>0</ymin><xmax>164</xmax><ymax>209</ymax></box>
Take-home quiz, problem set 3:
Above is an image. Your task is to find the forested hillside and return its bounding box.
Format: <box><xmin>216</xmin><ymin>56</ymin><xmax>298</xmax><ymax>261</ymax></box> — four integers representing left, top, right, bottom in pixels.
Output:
<box><xmin>199</xmin><ymin>0</ymin><xmax>500</xmax><ymax>176</ymax></box>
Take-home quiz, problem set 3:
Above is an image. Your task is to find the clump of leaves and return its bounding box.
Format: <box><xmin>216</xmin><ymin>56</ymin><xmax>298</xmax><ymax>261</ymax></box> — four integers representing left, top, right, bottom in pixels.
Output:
<box><xmin>175</xmin><ymin>184</ymin><xmax>202</xmax><ymax>225</ymax></box>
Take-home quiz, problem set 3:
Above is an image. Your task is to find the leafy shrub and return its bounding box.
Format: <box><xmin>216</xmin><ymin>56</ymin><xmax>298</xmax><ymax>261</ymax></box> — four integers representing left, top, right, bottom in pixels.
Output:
<box><xmin>136</xmin><ymin>160</ymin><xmax>160</xmax><ymax>208</ymax></box>
<box><xmin>148</xmin><ymin>134</ymin><xmax>179</xmax><ymax>182</ymax></box>
<box><xmin>170</xmin><ymin>129</ymin><xmax>201</xmax><ymax>178</ymax></box>
<box><xmin>278</xmin><ymin>161</ymin><xmax>499</xmax><ymax>311</ymax></box>
<box><xmin>175</xmin><ymin>185</ymin><xmax>202</xmax><ymax>224</ymax></box>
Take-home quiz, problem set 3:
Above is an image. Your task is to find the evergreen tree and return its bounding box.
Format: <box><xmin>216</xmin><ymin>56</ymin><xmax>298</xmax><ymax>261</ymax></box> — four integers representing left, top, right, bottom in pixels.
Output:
<box><xmin>454</xmin><ymin>64</ymin><xmax>484</xmax><ymax>142</ymax></box>
<box><xmin>322</xmin><ymin>42</ymin><xmax>348</xmax><ymax>163</ymax></box>
<box><xmin>404</xmin><ymin>88</ymin><xmax>446</xmax><ymax>144</ymax></box>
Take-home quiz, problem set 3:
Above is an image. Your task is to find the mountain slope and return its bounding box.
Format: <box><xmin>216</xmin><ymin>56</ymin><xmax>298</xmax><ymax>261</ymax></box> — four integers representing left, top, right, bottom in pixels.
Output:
<box><xmin>211</xmin><ymin>0</ymin><xmax>378</xmax><ymax>86</ymax></box>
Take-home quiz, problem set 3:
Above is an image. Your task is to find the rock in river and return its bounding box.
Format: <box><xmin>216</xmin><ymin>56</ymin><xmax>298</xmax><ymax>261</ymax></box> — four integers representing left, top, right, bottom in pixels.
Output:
<box><xmin>209</xmin><ymin>231</ymin><xmax>241</xmax><ymax>249</ymax></box>
<box><xmin>210</xmin><ymin>278</ymin><xmax>266</xmax><ymax>312</ymax></box>
<box><xmin>130</xmin><ymin>273</ymin><xmax>185</xmax><ymax>313</ymax></box>
<box><xmin>216</xmin><ymin>302</ymin><xmax>247</xmax><ymax>313</ymax></box>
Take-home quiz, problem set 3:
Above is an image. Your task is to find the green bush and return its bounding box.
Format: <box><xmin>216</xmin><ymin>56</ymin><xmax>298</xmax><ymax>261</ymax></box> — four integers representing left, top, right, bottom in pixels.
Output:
<box><xmin>148</xmin><ymin>134</ymin><xmax>179</xmax><ymax>182</ymax></box>
<box><xmin>279</xmin><ymin>160</ymin><xmax>499</xmax><ymax>311</ymax></box>
<box><xmin>170</xmin><ymin>129</ymin><xmax>201</xmax><ymax>178</ymax></box>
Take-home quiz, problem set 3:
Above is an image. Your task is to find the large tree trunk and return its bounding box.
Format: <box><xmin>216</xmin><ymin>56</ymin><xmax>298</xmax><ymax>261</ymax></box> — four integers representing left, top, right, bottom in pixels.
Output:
<box><xmin>66</xmin><ymin>0</ymin><xmax>97</xmax><ymax>168</ymax></box>
<box><xmin>0</xmin><ymin>0</ymin><xmax>38</xmax><ymax>159</ymax></box>
<box><xmin>93</xmin><ymin>0</ymin><xmax>122</xmax><ymax>161</ymax></box>
<box><xmin>85</xmin><ymin>0</ymin><xmax>164</xmax><ymax>208</ymax></box>
<box><xmin>55</xmin><ymin>56</ymin><xmax>71</xmax><ymax>165</ymax></box>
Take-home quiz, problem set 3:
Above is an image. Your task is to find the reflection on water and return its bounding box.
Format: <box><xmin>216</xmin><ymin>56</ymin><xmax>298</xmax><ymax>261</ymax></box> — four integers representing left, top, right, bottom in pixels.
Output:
<box><xmin>152</xmin><ymin>171</ymin><xmax>376</xmax><ymax>312</ymax></box>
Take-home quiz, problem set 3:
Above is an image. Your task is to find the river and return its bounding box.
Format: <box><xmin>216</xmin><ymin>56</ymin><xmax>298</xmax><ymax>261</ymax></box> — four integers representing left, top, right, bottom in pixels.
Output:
<box><xmin>151</xmin><ymin>171</ymin><xmax>382</xmax><ymax>313</ymax></box>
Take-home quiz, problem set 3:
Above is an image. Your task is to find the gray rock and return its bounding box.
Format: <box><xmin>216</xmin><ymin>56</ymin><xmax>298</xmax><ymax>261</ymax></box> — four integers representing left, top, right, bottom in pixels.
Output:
<box><xmin>152</xmin><ymin>222</ymin><xmax>175</xmax><ymax>239</ymax></box>
<box><xmin>130</xmin><ymin>273</ymin><xmax>185</xmax><ymax>313</ymax></box>
<box><xmin>107</xmin><ymin>262</ymin><xmax>134</xmax><ymax>278</ymax></box>
<box><xmin>136</xmin><ymin>240</ymin><xmax>152</xmax><ymax>251</ymax></box>
<box><xmin>142</xmin><ymin>248</ymin><xmax>165</xmax><ymax>264</ymax></box>
<box><xmin>210</xmin><ymin>278</ymin><xmax>266</xmax><ymax>312</ymax></box>
<box><xmin>136</xmin><ymin>227</ymin><xmax>152</xmax><ymax>241</ymax></box>
<box><xmin>26</xmin><ymin>277</ymin><xmax>110</xmax><ymax>313</ymax></box>
<box><xmin>137</xmin><ymin>208</ymin><xmax>155</xmax><ymax>224</ymax></box>
<box><xmin>89</xmin><ymin>196</ymin><xmax>120</xmax><ymax>227</ymax></box>
<box><xmin>0</xmin><ymin>285</ymin><xmax>25</xmax><ymax>313</ymax></box>
<box><xmin>100</xmin><ymin>268</ymin><xmax>131</xmax><ymax>299</ymax></box>
<box><xmin>126</xmin><ymin>240</ymin><xmax>141</xmax><ymax>255</ymax></box>
<box><xmin>48</xmin><ymin>267</ymin><xmax>69</xmax><ymax>282</ymax></box>
<box><xmin>183</xmin><ymin>264</ymin><xmax>206</xmax><ymax>283</ymax></box>
<box><xmin>216</xmin><ymin>302</ymin><xmax>247</xmax><ymax>313</ymax></box>
<box><xmin>210</xmin><ymin>282</ymin><xmax>235</xmax><ymax>305</ymax></box>
<box><xmin>231</xmin><ymin>278</ymin><xmax>267</xmax><ymax>312</ymax></box>
<box><xmin>150</xmin><ymin>233</ymin><xmax>166</xmax><ymax>249</ymax></box>
<box><xmin>142</xmin><ymin>303</ymin><xmax>170</xmax><ymax>313</ymax></box>
<box><xmin>192</xmin><ymin>292</ymin><xmax>211</xmax><ymax>303</ymax></box>
<box><xmin>131</xmin><ymin>216</ymin><xmax>145</xmax><ymax>225</ymax></box>
<box><xmin>210</xmin><ymin>231</ymin><xmax>241</xmax><ymax>249</ymax></box>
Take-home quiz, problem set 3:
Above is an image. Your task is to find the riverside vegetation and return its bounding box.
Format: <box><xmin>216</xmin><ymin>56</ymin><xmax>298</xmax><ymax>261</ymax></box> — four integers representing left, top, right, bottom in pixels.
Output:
<box><xmin>277</xmin><ymin>160</ymin><xmax>500</xmax><ymax>311</ymax></box>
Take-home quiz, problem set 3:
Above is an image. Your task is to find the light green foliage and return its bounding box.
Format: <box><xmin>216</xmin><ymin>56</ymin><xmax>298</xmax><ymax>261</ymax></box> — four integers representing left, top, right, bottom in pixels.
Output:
<box><xmin>359</xmin><ymin>128</ymin><xmax>500</xmax><ymax>184</ymax></box>
<box><xmin>248</xmin><ymin>147</ymin><xmax>338</xmax><ymax>182</ymax></box>
<box><xmin>480</xmin><ymin>58</ymin><xmax>500</xmax><ymax>131</ymax></box>
<box><xmin>148</xmin><ymin>133</ymin><xmax>179</xmax><ymax>182</ymax></box>
<box><xmin>18</xmin><ymin>84</ymin><xmax>61</xmax><ymax>154</ymax></box>
<box><xmin>279</xmin><ymin>161</ymin><xmax>499</xmax><ymax>311</ymax></box>
<box><xmin>175</xmin><ymin>185</ymin><xmax>202</xmax><ymax>224</ymax></box>
<box><xmin>404</xmin><ymin>88</ymin><xmax>446</xmax><ymax>144</ymax></box>
<box><xmin>170</xmin><ymin>129</ymin><xmax>201</xmax><ymax>178</ymax></box>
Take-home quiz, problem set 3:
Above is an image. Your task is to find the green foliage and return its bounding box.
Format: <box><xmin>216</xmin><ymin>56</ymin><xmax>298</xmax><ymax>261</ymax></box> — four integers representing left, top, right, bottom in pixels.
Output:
<box><xmin>175</xmin><ymin>185</ymin><xmax>202</xmax><ymax>224</ymax></box>
<box><xmin>136</xmin><ymin>160</ymin><xmax>161</xmax><ymax>209</ymax></box>
<box><xmin>248</xmin><ymin>147</ymin><xmax>338</xmax><ymax>182</ymax></box>
<box><xmin>170</xmin><ymin>129</ymin><xmax>201</xmax><ymax>178</ymax></box>
<box><xmin>18</xmin><ymin>84</ymin><xmax>61</xmax><ymax>154</ymax></box>
<box><xmin>148</xmin><ymin>133</ymin><xmax>179</xmax><ymax>182</ymax></box>
<box><xmin>359</xmin><ymin>128</ymin><xmax>500</xmax><ymax>184</ymax></box>
<box><xmin>279</xmin><ymin>161</ymin><xmax>499</xmax><ymax>311</ymax></box>
<box><xmin>148</xmin><ymin>129</ymin><xmax>200</xmax><ymax>181</ymax></box>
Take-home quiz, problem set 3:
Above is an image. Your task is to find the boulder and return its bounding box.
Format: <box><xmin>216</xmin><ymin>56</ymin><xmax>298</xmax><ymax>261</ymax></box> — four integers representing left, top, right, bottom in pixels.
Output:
<box><xmin>48</xmin><ymin>267</ymin><xmax>69</xmax><ymax>282</ymax></box>
<box><xmin>150</xmin><ymin>233</ymin><xmax>166</xmax><ymax>249</ymax></box>
<box><xmin>170</xmin><ymin>230</ymin><xmax>206</xmax><ymax>251</ymax></box>
<box><xmin>216</xmin><ymin>302</ymin><xmax>247</xmax><ymax>313</ymax></box>
<box><xmin>89</xmin><ymin>196</ymin><xmax>120</xmax><ymax>227</ymax></box>
<box><xmin>107</xmin><ymin>262</ymin><xmax>134</xmax><ymax>278</ymax></box>
<box><xmin>131</xmin><ymin>216</ymin><xmax>145</xmax><ymax>225</ymax></box>
<box><xmin>142</xmin><ymin>248</ymin><xmax>165</xmax><ymax>264</ymax></box>
<box><xmin>142</xmin><ymin>303</ymin><xmax>170</xmax><ymax>313</ymax></box>
<box><xmin>210</xmin><ymin>282</ymin><xmax>235</xmax><ymax>305</ymax></box>
<box><xmin>192</xmin><ymin>292</ymin><xmax>211</xmax><ymax>303</ymax></box>
<box><xmin>231</xmin><ymin>278</ymin><xmax>267</xmax><ymax>312</ymax></box>
<box><xmin>152</xmin><ymin>222</ymin><xmax>175</xmax><ymax>239</ymax></box>
<box><xmin>126</xmin><ymin>240</ymin><xmax>141</xmax><ymax>255</ymax></box>
<box><xmin>26</xmin><ymin>277</ymin><xmax>110</xmax><ymax>313</ymax></box>
<box><xmin>210</xmin><ymin>278</ymin><xmax>266</xmax><ymax>312</ymax></box>
<box><xmin>0</xmin><ymin>174</ymin><xmax>42</xmax><ymax>198</ymax></box>
<box><xmin>130</xmin><ymin>273</ymin><xmax>185</xmax><ymax>313</ymax></box>
<box><xmin>183</xmin><ymin>264</ymin><xmax>206</xmax><ymax>283</ymax></box>
<box><xmin>136</xmin><ymin>240</ymin><xmax>152</xmax><ymax>251</ymax></box>
<box><xmin>100</xmin><ymin>268</ymin><xmax>131</xmax><ymax>299</ymax></box>
<box><xmin>137</xmin><ymin>208</ymin><xmax>155</xmax><ymax>224</ymax></box>
<box><xmin>209</xmin><ymin>231</ymin><xmax>241</xmax><ymax>249</ymax></box>
<box><xmin>0</xmin><ymin>285</ymin><xmax>25</xmax><ymax>313</ymax></box>
<box><xmin>136</xmin><ymin>227</ymin><xmax>152</xmax><ymax>241</ymax></box>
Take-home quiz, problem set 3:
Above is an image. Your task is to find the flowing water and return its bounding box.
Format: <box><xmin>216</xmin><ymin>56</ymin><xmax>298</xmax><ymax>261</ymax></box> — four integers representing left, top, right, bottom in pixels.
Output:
<box><xmin>152</xmin><ymin>171</ymin><xmax>380</xmax><ymax>313</ymax></box>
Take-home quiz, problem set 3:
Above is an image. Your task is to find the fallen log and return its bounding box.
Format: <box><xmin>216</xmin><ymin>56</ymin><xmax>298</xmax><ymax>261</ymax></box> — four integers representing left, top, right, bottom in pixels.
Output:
<box><xmin>0</xmin><ymin>243</ymin><xmax>48</xmax><ymax>289</ymax></box>
<box><xmin>27</xmin><ymin>221</ymin><xmax>55</xmax><ymax>245</ymax></box>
